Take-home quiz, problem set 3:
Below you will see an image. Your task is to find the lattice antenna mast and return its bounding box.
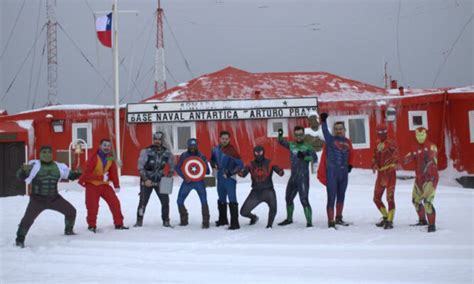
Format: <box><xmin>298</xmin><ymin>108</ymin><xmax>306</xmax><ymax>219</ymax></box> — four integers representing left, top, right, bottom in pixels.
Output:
<box><xmin>154</xmin><ymin>0</ymin><xmax>167</xmax><ymax>95</ymax></box>
<box><xmin>46</xmin><ymin>0</ymin><xmax>58</xmax><ymax>105</ymax></box>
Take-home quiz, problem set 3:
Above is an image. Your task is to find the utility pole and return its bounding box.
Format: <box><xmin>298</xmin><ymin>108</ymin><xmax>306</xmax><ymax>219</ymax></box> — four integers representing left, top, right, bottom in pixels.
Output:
<box><xmin>384</xmin><ymin>62</ymin><xmax>388</xmax><ymax>89</ymax></box>
<box><xmin>46</xmin><ymin>0</ymin><xmax>58</xmax><ymax>105</ymax></box>
<box><xmin>154</xmin><ymin>0</ymin><xmax>166</xmax><ymax>95</ymax></box>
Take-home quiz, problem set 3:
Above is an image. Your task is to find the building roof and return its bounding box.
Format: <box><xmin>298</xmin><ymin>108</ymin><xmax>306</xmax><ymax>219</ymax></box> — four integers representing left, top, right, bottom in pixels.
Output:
<box><xmin>143</xmin><ymin>66</ymin><xmax>391</xmax><ymax>103</ymax></box>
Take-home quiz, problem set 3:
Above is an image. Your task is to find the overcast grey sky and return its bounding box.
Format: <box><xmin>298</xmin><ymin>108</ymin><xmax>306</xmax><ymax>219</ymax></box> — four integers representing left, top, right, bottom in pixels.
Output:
<box><xmin>1</xmin><ymin>0</ymin><xmax>472</xmax><ymax>114</ymax></box>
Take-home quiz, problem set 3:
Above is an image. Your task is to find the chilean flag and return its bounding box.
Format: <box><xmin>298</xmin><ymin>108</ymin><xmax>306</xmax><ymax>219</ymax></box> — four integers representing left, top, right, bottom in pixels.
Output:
<box><xmin>96</xmin><ymin>13</ymin><xmax>112</xmax><ymax>48</ymax></box>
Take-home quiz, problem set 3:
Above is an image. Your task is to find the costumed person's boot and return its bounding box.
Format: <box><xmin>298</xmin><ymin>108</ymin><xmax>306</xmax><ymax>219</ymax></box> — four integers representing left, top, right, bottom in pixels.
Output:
<box><xmin>384</xmin><ymin>209</ymin><xmax>395</xmax><ymax>229</ymax></box>
<box><xmin>249</xmin><ymin>214</ymin><xmax>259</xmax><ymax>225</ymax></box>
<box><xmin>215</xmin><ymin>201</ymin><xmax>229</xmax><ymax>227</ymax></box>
<box><xmin>376</xmin><ymin>217</ymin><xmax>387</xmax><ymax>227</ymax></box>
<box><xmin>427</xmin><ymin>207</ymin><xmax>436</xmax><ymax>232</ymax></box>
<box><xmin>64</xmin><ymin>219</ymin><xmax>75</xmax><ymax>235</ymax></box>
<box><xmin>134</xmin><ymin>216</ymin><xmax>143</xmax><ymax>227</ymax></box>
<box><xmin>15</xmin><ymin>227</ymin><xmax>27</xmax><ymax>248</ymax></box>
<box><xmin>115</xmin><ymin>225</ymin><xmax>129</xmax><ymax>230</ymax></box>
<box><xmin>410</xmin><ymin>219</ymin><xmax>428</xmax><ymax>226</ymax></box>
<box><xmin>304</xmin><ymin>206</ymin><xmax>313</xmax><ymax>227</ymax></box>
<box><xmin>335</xmin><ymin>215</ymin><xmax>350</xmax><ymax>226</ymax></box>
<box><xmin>228</xmin><ymin>202</ymin><xmax>240</xmax><ymax>230</ymax></box>
<box><xmin>179</xmin><ymin>206</ymin><xmax>189</xmax><ymax>226</ymax></box>
<box><xmin>427</xmin><ymin>224</ymin><xmax>436</xmax><ymax>232</ymax></box>
<box><xmin>328</xmin><ymin>221</ymin><xmax>336</xmax><ymax>229</ymax></box>
<box><xmin>278</xmin><ymin>204</ymin><xmax>294</xmax><ymax>226</ymax></box>
<box><xmin>384</xmin><ymin>221</ymin><xmax>394</xmax><ymax>230</ymax></box>
<box><xmin>202</xmin><ymin>204</ymin><xmax>210</xmax><ymax>229</ymax></box>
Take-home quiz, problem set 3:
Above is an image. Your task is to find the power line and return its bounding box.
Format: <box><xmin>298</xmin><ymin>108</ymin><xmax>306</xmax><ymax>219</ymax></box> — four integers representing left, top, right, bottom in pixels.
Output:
<box><xmin>166</xmin><ymin>66</ymin><xmax>178</xmax><ymax>85</ymax></box>
<box><xmin>135</xmin><ymin>15</ymin><xmax>155</xmax><ymax>82</ymax></box>
<box><xmin>2</xmin><ymin>24</ymin><xmax>47</xmax><ymax>102</ymax></box>
<box><xmin>432</xmin><ymin>13</ymin><xmax>473</xmax><ymax>87</ymax></box>
<box><xmin>32</xmin><ymin>38</ymin><xmax>47</xmax><ymax>109</ymax></box>
<box><xmin>164</xmin><ymin>14</ymin><xmax>195</xmax><ymax>78</ymax></box>
<box><xmin>57</xmin><ymin>23</ymin><xmax>114</xmax><ymax>92</ymax></box>
<box><xmin>0</xmin><ymin>0</ymin><xmax>27</xmax><ymax>61</ymax></box>
<box><xmin>27</xmin><ymin>0</ymin><xmax>44</xmax><ymax>109</ymax></box>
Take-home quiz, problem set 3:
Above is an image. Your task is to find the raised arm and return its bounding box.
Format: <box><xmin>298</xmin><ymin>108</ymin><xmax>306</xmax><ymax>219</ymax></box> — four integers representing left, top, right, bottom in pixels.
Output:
<box><xmin>277</xmin><ymin>128</ymin><xmax>290</xmax><ymax>149</ymax></box>
<box><xmin>320</xmin><ymin>113</ymin><xmax>334</xmax><ymax>144</ymax></box>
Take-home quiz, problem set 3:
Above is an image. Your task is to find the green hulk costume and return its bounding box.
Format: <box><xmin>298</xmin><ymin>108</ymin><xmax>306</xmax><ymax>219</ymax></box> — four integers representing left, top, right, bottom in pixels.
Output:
<box><xmin>15</xmin><ymin>146</ymin><xmax>81</xmax><ymax>248</ymax></box>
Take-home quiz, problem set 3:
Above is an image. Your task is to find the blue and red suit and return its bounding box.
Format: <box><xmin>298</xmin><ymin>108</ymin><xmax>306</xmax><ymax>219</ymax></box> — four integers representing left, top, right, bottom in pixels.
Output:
<box><xmin>175</xmin><ymin>151</ymin><xmax>210</xmax><ymax>206</ymax></box>
<box><xmin>318</xmin><ymin>121</ymin><xmax>354</xmax><ymax>224</ymax></box>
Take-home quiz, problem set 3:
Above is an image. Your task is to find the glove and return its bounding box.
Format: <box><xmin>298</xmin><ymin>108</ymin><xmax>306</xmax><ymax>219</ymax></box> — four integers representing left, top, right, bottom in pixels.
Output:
<box><xmin>277</xmin><ymin>128</ymin><xmax>284</xmax><ymax>140</ymax></box>
<box><xmin>114</xmin><ymin>187</ymin><xmax>120</xmax><ymax>193</ymax></box>
<box><xmin>348</xmin><ymin>165</ymin><xmax>353</xmax><ymax>173</ymax></box>
<box><xmin>22</xmin><ymin>164</ymin><xmax>33</xmax><ymax>172</ymax></box>
<box><xmin>297</xmin><ymin>151</ymin><xmax>305</xmax><ymax>159</ymax></box>
<box><xmin>223</xmin><ymin>169</ymin><xmax>231</xmax><ymax>178</ymax></box>
<box><xmin>103</xmin><ymin>172</ymin><xmax>109</xmax><ymax>182</ymax></box>
<box><xmin>320</xmin><ymin>112</ymin><xmax>328</xmax><ymax>122</ymax></box>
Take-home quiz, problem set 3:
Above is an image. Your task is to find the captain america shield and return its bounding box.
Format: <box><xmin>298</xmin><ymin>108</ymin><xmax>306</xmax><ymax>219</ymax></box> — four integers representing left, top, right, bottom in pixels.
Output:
<box><xmin>181</xmin><ymin>156</ymin><xmax>207</xmax><ymax>182</ymax></box>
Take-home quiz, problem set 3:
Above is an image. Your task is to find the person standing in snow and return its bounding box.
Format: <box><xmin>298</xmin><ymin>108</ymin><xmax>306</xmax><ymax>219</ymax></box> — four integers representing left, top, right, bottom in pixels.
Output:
<box><xmin>277</xmin><ymin>126</ymin><xmax>318</xmax><ymax>227</ymax></box>
<box><xmin>210</xmin><ymin>131</ymin><xmax>244</xmax><ymax>230</ymax></box>
<box><xmin>15</xmin><ymin>145</ymin><xmax>81</xmax><ymax>248</ymax></box>
<box><xmin>403</xmin><ymin>127</ymin><xmax>439</xmax><ymax>233</ymax></box>
<box><xmin>135</xmin><ymin>131</ymin><xmax>175</xmax><ymax>227</ymax></box>
<box><xmin>317</xmin><ymin>113</ymin><xmax>354</xmax><ymax>229</ymax></box>
<box><xmin>175</xmin><ymin>138</ymin><xmax>210</xmax><ymax>229</ymax></box>
<box><xmin>372</xmin><ymin>124</ymin><xmax>399</xmax><ymax>229</ymax></box>
<box><xmin>239</xmin><ymin>145</ymin><xmax>284</xmax><ymax>228</ymax></box>
<box><xmin>79</xmin><ymin>139</ymin><xmax>128</xmax><ymax>232</ymax></box>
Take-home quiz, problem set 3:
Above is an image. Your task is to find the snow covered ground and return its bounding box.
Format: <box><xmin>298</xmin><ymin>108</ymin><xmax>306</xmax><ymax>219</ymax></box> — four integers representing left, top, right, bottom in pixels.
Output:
<box><xmin>1</xmin><ymin>169</ymin><xmax>472</xmax><ymax>283</ymax></box>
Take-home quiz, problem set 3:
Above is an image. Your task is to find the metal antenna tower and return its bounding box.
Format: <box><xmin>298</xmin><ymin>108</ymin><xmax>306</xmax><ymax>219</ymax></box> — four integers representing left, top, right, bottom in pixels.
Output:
<box><xmin>46</xmin><ymin>0</ymin><xmax>58</xmax><ymax>105</ymax></box>
<box><xmin>154</xmin><ymin>0</ymin><xmax>167</xmax><ymax>95</ymax></box>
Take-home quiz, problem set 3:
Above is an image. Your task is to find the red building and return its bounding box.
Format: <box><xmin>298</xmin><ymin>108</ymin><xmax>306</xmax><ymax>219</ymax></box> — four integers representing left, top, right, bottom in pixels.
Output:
<box><xmin>1</xmin><ymin>67</ymin><xmax>473</xmax><ymax>196</ymax></box>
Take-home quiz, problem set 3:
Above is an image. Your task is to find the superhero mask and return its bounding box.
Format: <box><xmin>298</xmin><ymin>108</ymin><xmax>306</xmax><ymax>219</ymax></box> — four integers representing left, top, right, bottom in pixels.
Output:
<box><xmin>415</xmin><ymin>127</ymin><xmax>427</xmax><ymax>144</ymax></box>
<box><xmin>253</xmin><ymin>145</ymin><xmax>265</xmax><ymax>162</ymax></box>
<box><xmin>376</xmin><ymin>125</ymin><xmax>388</xmax><ymax>141</ymax></box>
<box><xmin>187</xmin><ymin>138</ymin><xmax>198</xmax><ymax>154</ymax></box>
<box><xmin>294</xmin><ymin>131</ymin><xmax>305</xmax><ymax>143</ymax></box>
<box><xmin>39</xmin><ymin>146</ymin><xmax>53</xmax><ymax>163</ymax></box>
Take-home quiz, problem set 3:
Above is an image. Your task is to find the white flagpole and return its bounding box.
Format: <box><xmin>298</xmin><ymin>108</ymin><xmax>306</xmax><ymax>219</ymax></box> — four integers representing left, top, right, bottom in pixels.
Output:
<box><xmin>112</xmin><ymin>0</ymin><xmax>121</xmax><ymax>175</ymax></box>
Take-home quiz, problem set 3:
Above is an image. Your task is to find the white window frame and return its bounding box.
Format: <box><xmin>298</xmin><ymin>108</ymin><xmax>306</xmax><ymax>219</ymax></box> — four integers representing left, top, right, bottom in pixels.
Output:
<box><xmin>408</xmin><ymin>110</ymin><xmax>428</xmax><ymax>131</ymax></box>
<box><xmin>152</xmin><ymin>122</ymin><xmax>196</xmax><ymax>154</ymax></box>
<box><xmin>469</xmin><ymin>111</ymin><xmax>474</xmax><ymax>143</ymax></box>
<box><xmin>267</xmin><ymin>118</ymin><xmax>288</xmax><ymax>137</ymax></box>
<box><xmin>327</xmin><ymin>114</ymin><xmax>370</xmax><ymax>149</ymax></box>
<box><xmin>72</xmin><ymin>122</ymin><xmax>93</xmax><ymax>149</ymax></box>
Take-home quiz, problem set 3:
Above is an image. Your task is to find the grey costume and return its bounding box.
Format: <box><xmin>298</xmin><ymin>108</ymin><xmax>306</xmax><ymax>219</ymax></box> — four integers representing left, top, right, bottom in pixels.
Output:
<box><xmin>136</xmin><ymin>145</ymin><xmax>175</xmax><ymax>225</ymax></box>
